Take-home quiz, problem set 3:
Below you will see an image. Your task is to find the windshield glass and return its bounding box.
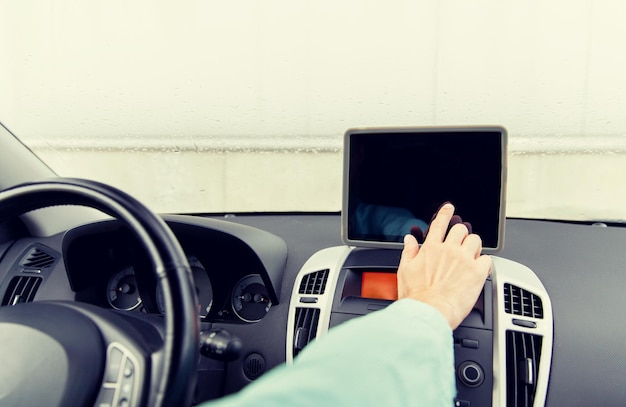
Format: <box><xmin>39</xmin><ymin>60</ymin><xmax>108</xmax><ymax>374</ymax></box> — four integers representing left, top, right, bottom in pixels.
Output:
<box><xmin>2</xmin><ymin>1</ymin><xmax>625</xmax><ymax>221</ymax></box>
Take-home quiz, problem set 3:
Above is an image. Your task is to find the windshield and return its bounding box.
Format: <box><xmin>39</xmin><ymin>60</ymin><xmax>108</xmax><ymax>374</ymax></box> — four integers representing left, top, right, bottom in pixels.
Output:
<box><xmin>2</xmin><ymin>1</ymin><xmax>625</xmax><ymax>221</ymax></box>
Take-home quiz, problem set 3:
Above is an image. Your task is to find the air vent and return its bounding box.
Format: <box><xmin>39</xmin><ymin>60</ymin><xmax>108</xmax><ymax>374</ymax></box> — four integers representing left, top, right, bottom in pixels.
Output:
<box><xmin>298</xmin><ymin>269</ymin><xmax>329</xmax><ymax>295</ymax></box>
<box><xmin>293</xmin><ymin>307</ymin><xmax>320</xmax><ymax>357</ymax></box>
<box><xmin>21</xmin><ymin>247</ymin><xmax>56</xmax><ymax>270</ymax></box>
<box><xmin>506</xmin><ymin>330</ymin><xmax>543</xmax><ymax>407</ymax></box>
<box><xmin>504</xmin><ymin>283</ymin><xmax>544</xmax><ymax>319</ymax></box>
<box><xmin>2</xmin><ymin>276</ymin><xmax>43</xmax><ymax>306</ymax></box>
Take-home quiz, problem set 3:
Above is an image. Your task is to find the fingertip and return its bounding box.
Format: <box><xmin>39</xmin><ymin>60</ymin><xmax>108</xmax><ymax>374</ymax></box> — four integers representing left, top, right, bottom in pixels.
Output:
<box><xmin>431</xmin><ymin>202</ymin><xmax>455</xmax><ymax>221</ymax></box>
<box><xmin>439</xmin><ymin>202</ymin><xmax>454</xmax><ymax>213</ymax></box>
<box><xmin>402</xmin><ymin>234</ymin><xmax>419</xmax><ymax>256</ymax></box>
<box><xmin>426</xmin><ymin>202</ymin><xmax>456</xmax><ymax>242</ymax></box>
<box><xmin>477</xmin><ymin>255</ymin><xmax>493</xmax><ymax>275</ymax></box>
<box><xmin>441</xmin><ymin>202</ymin><xmax>454</xmax><ymax>210</ymax></box>
<box><xmin>449</xmin><ymin>215</ymin><xmax>462</xmax><ymax>233</ymax></box>
<box><xmin>437</xmin><ymin>202</ymin><xmax>455</xmax><ymax>219</ymax></box>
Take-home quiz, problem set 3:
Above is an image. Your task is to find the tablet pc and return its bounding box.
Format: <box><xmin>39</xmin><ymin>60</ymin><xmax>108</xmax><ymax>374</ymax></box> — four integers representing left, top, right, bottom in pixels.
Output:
<box><xmin>342</xmin><ymin>126</ymin><xmax>507</xmax><ymax>252</ymax></box>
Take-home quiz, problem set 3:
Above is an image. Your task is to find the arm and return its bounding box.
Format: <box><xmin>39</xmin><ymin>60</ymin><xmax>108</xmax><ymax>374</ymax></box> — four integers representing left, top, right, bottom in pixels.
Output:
<box><xmin>200</xmin><ymin>203</ymin><xmax>491</xmax><ymax>406</ymax></box>
<box><xmin>202</xmin><ymin>300</ymin><xmax>455</xmax><ymax>407</ymax></box>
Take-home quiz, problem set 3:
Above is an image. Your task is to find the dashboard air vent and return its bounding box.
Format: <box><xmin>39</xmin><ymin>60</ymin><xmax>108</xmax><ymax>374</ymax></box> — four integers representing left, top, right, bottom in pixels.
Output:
<box><xmin>298</xmin><ymin>269</ymin><xmax>329</xmax><ymax>295</ymax></box>
<box><xmin>293</xmin><ymin>307</ymin><xmax>320</xmax><ymax>357</ymax></box>
<box><xmin>506</xmin><ymin>330</ymin><xmax>543</xmax><ymax>407</ymax></box>
<box><xmin>504</xmin><ymin>283</ymin><xmax>544</xmax><ymax>319</ymax></box>
<box><xmin>2</xmin><ymin>276</ymin><xmax>43</xmax><ymax>306</ymax></box>
<box><xmin>21</xmin><ymin>247</ymin><xmax>56</xmax><ymax>270</ymax></box>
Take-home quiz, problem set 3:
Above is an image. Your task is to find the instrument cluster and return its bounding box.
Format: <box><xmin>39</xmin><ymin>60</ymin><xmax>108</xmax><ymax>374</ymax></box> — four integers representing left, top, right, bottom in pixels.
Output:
<box><xmin>104</xmin><ymin>255</ymin><xmax>271</xmax><ymax>323</ymax></box>
<box><xmin>64</xmin><ymin>218</ymin><xmax>283</xmax><ymax>325</ymax></box>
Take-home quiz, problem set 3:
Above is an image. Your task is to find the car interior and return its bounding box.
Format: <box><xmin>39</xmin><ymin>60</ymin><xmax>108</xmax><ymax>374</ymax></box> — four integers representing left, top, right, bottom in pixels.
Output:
<box><xmin>1</xmin><ymin>122</ymin><xmax>624</xmax><ymax>407</ymax></box>
<box><xmin>1</xmin><ymin>2</ymin><xmax>625</xmax><ymax>407</ymax></box>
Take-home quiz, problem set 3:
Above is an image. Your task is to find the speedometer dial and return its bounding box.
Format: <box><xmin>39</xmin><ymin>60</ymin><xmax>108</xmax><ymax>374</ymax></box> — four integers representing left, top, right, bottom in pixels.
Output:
<box><xmin>107</xmin><ymin>266</ymin><xmax>142</xmax><ymax>311</ymax></box>
<box><xmin>231</xmin><ymin>274</ymin><xmax>271</xmax><ymax>322</ymax></box>
<box><xmin>156</xmin><ymin>256</ymin><xmax>213</xmax><ymax>317</ymax></box>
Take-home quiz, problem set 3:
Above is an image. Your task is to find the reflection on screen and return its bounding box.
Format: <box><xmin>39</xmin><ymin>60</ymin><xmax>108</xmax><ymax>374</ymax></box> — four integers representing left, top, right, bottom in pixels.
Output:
<box><xmin>345</xmin><ymin>128</ymin><xmax>505</xmax><ymax>249</ymax></box>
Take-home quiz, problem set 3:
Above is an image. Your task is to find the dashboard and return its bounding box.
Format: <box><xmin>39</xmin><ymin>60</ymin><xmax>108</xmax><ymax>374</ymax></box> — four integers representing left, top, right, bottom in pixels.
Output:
<box><xmin>1</xmin><ymin>212</ymin><xmax>625</xmax><ymax>406</ymax></box>
<box><xmin>61</xmin><ymin>219</ymin><xmax>279</xmax><ymax>324</ymax></box>
<box><xmin>286</xmin><ymin>246</ymin><xmax>553</xmax><ymax>407</ymax></box>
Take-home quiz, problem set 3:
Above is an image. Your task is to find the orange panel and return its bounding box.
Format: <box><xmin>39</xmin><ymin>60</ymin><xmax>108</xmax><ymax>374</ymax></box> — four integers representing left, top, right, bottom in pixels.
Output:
<box><xmin>361</xmin><ymin>272</ymin><xmax>398</xmax><ymax>301</ymax></box>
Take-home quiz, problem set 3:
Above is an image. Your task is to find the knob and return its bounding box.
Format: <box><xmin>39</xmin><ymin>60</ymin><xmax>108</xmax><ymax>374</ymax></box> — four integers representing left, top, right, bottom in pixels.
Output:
<box><xmin>458</xmin><ymin>361</ymin><xmax>484</xmax><ymax>387</ymax></box>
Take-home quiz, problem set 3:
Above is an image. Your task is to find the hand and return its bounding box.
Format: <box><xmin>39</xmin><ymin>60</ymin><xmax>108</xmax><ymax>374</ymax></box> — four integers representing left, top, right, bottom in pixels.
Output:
<box><xmin>409</xmin><ymin>202</ymin><xmax>472</xmax><ymax>244</ymax></box>
<box><xmin>397</xmin><ymin>203</ymin><xmax>492</xmax><ymax>329</ymax></box>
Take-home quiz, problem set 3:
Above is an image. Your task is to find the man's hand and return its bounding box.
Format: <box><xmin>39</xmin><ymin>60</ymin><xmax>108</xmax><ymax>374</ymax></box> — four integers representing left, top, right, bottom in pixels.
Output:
<box><xmin>409</xmin><ymin>203</ymin><xmax>472</xmax><ymax>244</ymax></box>
<box><xmin>397</xmin><ymin>203</ymin><xmax>492</xmax><ymax>330</ymax></box>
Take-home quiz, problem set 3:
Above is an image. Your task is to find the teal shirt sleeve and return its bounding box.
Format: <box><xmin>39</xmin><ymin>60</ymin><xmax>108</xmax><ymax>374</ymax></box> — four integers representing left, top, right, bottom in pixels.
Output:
<box><xmin>199</xmin><ymin>299</ymin><xmax>456</xmax><ymax>407</ymax></box>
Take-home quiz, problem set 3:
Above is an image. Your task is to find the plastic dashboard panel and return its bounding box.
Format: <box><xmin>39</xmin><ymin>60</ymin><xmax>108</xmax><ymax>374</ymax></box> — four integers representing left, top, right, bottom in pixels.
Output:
<box><xmin>1</xmin><ymin>212</ymin><xmax>624</xmax><ymax>405</ymax></box>
<box><xmin>214</xmin><ymin>214</ymin><xmax>626</xmax><ymax>406</ymax></box>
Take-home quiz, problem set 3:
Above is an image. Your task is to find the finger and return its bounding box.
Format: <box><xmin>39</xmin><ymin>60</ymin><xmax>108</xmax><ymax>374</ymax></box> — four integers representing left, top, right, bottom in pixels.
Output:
<box><xmin>400</xmin><ymin>234</ymin><xmax>420</xmax><ymax>263</ymax></box>
<box><xmin>475</xmin><ymin>255</ymin><xmax>493</xmax><ymax>277</ymax></box>
<box><xmin>447</xmin><ymin>214</ymin><xmax>463</xmax><ymax>236</ymax></box>
<box><xmin>424</xmin><ymin>203</ymin><xmax>455</xmax><ymax>243</ymax></box>
<box><xmin>430</xmin><ymin>201</ymin><xmax>452</xmax><ymax>222</ymax></box>
<box><xmin>449</xmin><ymin>215</ymin><xmax>463</xmax><ymax>228</ymax></box>
<box><xmin>463</xmin><ymin>221</ymin><xmax>473</xmax><ymax>234</ymax></box>
<box><xmin>445</xmin><ymin>222</ymin><xmax>470</xmax><ymax>245</ymax></box>
<box><xmin>461</xmin><ymin>233</ymin><xmax>483</xmax><ymax>257</ymax></box>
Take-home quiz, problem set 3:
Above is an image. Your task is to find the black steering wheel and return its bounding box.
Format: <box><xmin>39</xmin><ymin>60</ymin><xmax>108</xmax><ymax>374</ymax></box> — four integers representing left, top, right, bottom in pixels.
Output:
<box><xmin>0</xmin><ymin>178</ymin><xmax>199</xmax><ymax>407</ymax></box>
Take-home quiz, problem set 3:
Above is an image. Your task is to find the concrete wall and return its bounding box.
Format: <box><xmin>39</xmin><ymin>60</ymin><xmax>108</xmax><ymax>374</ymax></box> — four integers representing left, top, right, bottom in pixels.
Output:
<box><xmin>28</xmin><ymin>135</ymin><xmax>626</xmax><ymax>222</ymax></box>
<box><xmin>3</xmin><ymin>1</ymin><xmax>626</xmax><ymax>221</ymax></box>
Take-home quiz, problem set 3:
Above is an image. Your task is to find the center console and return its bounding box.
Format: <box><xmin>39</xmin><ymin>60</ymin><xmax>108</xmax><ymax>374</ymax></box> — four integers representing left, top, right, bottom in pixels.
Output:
<box><xmin>286</xmin><ymin>246</ymin><xmax>553</xmax><ymax>407</ymax></box>
<box><xmin>285</xmin><ymin>126</ymin><xmax>553</xmax><ymax>406</ymax></box>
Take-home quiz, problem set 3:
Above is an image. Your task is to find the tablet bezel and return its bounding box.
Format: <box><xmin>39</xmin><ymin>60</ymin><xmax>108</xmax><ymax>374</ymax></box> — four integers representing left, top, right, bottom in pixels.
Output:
<box><xmin>341</xmin><ymin>126</ymin><xmax>507</xmax><ymax>253</ymax></box>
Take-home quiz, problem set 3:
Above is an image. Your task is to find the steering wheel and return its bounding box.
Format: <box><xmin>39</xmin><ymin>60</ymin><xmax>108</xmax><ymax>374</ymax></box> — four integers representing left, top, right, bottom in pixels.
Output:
<box><xmin>0</xmin><ymin>178</ymin><xmax>199</xmax><ymax>407</ymax></box>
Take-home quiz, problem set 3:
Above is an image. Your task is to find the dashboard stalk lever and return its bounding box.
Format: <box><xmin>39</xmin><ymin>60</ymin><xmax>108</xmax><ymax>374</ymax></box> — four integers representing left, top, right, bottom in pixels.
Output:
<box><xmin>200</xmin><ymin>328</ymin><xmax>243</xmax><ymax>362</ymax></box>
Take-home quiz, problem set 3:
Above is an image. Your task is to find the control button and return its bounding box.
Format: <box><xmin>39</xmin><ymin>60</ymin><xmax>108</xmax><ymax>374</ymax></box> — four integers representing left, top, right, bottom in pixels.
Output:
<box><xmin>123</xmin><ymin>359</ymin><xmax>134</xmax><ymax>378</ymax></box>
<box><xmin>458</xmin><ymin>361</ymin><xmax>484</xmax><ymax>387</ymax></box>
<box><xmin>95</xmin><ymin>387</ymin><xmax>116</xmax><ymax>407</ymax></box>
<box><xmin>105</xmin><ymin>347</ymin><xmax>124</xmax><ymax>383</ymax></box>
<box><xmin>299</xmin><ymin>297</ymin><xmax>318</xmax><ymax>303</ymax></box>
<box><xmin>512</xmin><ymin>319</ymin><xmax>537</xmax><ymax>328</ymax></box>
<box><xmin>120</xmin><ymin>382</ymin><xmax>132</xmax><ymax>394</ymax></box>
<box><xmin>455</xmin><ymin>400</ymin><xmax>471</xmax><ymax>407</ymax></box>
<box><xmin>118</xmin><ymin>397</ymin><xmax>129</xmax><ymax>407</ymax></box>
<box><xmin>461</xmin><ymin>339</ymin><xmax>479</xmax><ymax>349</ymax></box>
<box><xmin>119</xmin><ymin>375</ymin><xmax>134</xmax><ymax>401</ymax></box>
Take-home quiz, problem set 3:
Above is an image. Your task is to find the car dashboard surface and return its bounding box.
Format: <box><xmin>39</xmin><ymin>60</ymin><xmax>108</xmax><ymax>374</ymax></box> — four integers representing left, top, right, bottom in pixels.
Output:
<box><xmin>0</xmin><ymin>213</ymin><xmax>624</xmax><ymax>406</ymax></box>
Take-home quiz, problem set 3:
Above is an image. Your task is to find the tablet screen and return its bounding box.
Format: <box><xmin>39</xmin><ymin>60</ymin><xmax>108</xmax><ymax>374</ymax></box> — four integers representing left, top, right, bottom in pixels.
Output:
<box><xmin>342</xmin><ymin>127</ymin><xmax>507</xmax><ymax>252</ymax></box>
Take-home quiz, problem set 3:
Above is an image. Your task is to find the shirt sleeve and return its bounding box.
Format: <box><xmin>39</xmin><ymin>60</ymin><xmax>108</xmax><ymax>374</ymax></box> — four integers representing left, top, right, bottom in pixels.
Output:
<box><xmin>199</xmin><ymin>299</ymin><xmax>456</xmax><ymax>407</ymax></box>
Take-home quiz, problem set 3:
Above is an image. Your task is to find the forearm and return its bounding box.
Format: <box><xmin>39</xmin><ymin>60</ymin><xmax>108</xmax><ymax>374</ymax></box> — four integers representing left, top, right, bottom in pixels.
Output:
<box><xmin>201</xmin><ymin>299</ymin><xmax>456</xmax><ymax>407</ymax></box>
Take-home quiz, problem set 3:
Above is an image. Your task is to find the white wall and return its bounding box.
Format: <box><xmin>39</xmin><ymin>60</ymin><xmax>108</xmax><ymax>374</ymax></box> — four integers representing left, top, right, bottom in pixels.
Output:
<box><xmin>1</xmin><ymin>1</ymin><xmax>625</xmax><ymax>218</ymax></box>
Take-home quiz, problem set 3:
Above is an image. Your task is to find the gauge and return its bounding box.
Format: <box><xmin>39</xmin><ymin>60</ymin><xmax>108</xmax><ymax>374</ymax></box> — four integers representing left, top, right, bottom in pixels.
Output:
<box><xmin>107</xmin><ymin>266</ymin><xmax>142</xmax><ymax>311</ymax></box>
<box><xmin>231</xmin><ymin>274</ymin><xmax>271</xmax><ymax>322</ymax></box>
<box><xmin>156</xmin><ymin>256</ymin><xmax>213</xmax><ymax>317</ymax></box>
